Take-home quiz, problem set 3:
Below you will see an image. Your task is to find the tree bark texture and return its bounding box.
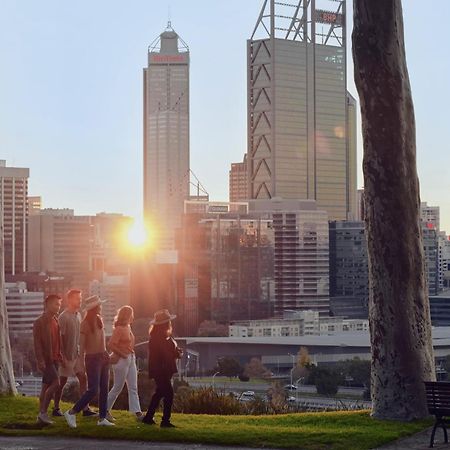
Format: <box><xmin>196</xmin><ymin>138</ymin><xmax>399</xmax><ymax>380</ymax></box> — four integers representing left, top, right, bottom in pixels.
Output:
<box><xmin>0</xmin><ymin>217</ymin><xmax>16</xmax><ymax>395</ymax></box>
<box><xmin>352</xmin><ymin>0</ymin><xmax>435</xmax><ymax>420</ymax></box>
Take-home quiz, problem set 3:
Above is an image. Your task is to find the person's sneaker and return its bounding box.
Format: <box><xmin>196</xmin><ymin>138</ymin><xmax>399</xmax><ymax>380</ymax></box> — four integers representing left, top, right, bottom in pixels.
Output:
<box><xmin>160</xmin><ymin>421</ymin><xmax>176</xmax><ymax>428</ymax></box>
<box><xmin>141</xmin><ymin>417</ymin><xmax>156</xmax><ymax>425</ymax></box>
<box><xmin>82</xmin><ymin>408</ymin><xmax>98</xmax><ymax>417</ymax></box>
<box><xmin>37</xmin><ymin>412</ymin><xmax>53</xmax><ymax>425</ymax></box>
<box><xmin>106</xmin><ymin>412</ymin><xmax>116</xmax><ymax>422</ymax></box>
<box><xmin>64</xmin><ymin>410</ymin><xmax>77</xmax><ymax>428</ymax></box>
<box><xmin>97</xmin><ymin>418</ymin><xmax>115</xmax><ymax>426</ymax></box>
<box><xmin>52</xmin><ymin>408</ymin><xmax>63</xmax><ymax>417</ymax></box>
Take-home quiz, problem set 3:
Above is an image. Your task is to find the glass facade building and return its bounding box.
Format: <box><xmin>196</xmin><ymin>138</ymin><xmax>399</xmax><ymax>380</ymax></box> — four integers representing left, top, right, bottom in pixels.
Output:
<box><xmin>329</xmin><ymin>221</ymin><xmax>369</xmax><ymax>319</ymax></box>
<box><xmin>247</xmin><ymin>0</ymin><xmax>357</xmax><ymax>221</ymax></box>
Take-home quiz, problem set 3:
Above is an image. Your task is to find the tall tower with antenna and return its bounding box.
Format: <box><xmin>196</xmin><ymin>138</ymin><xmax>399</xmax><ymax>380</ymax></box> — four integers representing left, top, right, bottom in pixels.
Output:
<box><xmin>143</xmin><ymin>23</ymin><xmax>190</xmax><ymax>249</ymax></box>
<box><xmin>247</xmin><ymin>0</ymin><xmax>357</xmax><ymax>221</ymax></box>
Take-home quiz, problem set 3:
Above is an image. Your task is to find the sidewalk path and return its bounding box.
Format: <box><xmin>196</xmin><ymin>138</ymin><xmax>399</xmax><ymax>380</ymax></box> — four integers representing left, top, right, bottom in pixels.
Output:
<box><xmin>0</xmin><ymin>436</ymin><xmax>278</xmax><ymax>450</ymax></box>
<box><xmin>374</xmin><ymin>427</ymin><xmax>448</xmax><ymax>449</ymax></box>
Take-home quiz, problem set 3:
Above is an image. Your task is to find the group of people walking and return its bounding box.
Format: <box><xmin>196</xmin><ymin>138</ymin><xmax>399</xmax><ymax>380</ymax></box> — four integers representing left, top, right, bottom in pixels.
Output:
<box><xmin>33</xmin><ymin>290</ymin><xmax>181</xmax><ymax>428</ymax></box>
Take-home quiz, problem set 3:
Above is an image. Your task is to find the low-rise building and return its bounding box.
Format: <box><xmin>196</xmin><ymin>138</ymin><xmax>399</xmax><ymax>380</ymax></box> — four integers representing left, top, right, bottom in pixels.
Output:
<box><xmin>229</xmin><ymin>310</ymin><xmax>368</xmax><ymax>338</ymax></box>
<box><xmin>5</xmin><ymin>282</ymin><xmax>43</xmax><ymax>336</ymax></box>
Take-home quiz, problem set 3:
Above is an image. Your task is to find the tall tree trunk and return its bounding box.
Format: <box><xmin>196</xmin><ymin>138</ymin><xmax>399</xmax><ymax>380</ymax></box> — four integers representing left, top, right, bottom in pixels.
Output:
<box><xmin>352</xmin><ymin>0</ymin><xmax>435</xmax><ymax>420</ymax></box>
<box><xmin>0</xmin><ymin>215</ymin><xmax>16</xmax><ymax>395</ymax></box>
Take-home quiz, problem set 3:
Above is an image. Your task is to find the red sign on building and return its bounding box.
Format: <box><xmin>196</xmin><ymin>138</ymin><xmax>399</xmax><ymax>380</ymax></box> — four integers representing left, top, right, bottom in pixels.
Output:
<box><xmin>151</xmin><ymin>54</ymin><xmax>186</xmax><ymax>64</ymax></box>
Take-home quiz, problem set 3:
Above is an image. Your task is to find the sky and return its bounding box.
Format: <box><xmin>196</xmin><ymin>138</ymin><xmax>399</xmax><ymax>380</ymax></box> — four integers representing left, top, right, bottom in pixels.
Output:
<box><xmin>1</xmin><ymin>1</ymin><xmax>449</xmax><ymax>230</ymax></box>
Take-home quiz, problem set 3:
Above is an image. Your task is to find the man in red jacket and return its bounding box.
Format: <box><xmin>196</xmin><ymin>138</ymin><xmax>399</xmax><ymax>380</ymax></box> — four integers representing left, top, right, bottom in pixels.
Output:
<box><xmin>33</xmin><ymin>294</ymin><xmax>63</xmax><ymax>425</ymax></box>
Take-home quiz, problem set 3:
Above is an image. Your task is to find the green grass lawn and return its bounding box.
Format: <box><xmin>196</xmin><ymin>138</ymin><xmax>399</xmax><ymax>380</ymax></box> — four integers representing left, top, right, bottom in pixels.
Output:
<box><xmin>0</xmin><ymin>396</ymin><xmax>431</xmax><ymax>450</ymax></box>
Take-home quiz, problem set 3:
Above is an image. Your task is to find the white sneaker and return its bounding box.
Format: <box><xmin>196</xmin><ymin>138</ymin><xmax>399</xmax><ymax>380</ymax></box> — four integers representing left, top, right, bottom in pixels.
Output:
<box><xmin>97</xmin><ymin>418</ymin><xmax>115</xmax><ymax>426</ymax></box>
<box><xmin>37</xmin><ymin>412</ymin><xmax>53</xmax><ymax>425</ymax></box>
<box><xmin>64</xmin><ymin>410</ymin><xmax>77</xmax><ymax>428</ymax></box>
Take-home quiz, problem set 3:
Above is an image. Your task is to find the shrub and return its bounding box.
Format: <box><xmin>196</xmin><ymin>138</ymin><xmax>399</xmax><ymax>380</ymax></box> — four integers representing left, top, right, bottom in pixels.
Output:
<box><xmin>173</xmin><ymin>386</ymin><xmax>242</xmax><ymax>415</ymax></box>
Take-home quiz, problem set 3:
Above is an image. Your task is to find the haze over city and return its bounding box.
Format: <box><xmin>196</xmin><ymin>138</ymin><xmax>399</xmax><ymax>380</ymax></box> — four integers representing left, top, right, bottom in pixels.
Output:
<box><xmin>1</xmin><ymin>0</ymin><xmax>449</xmax><ymax>229</ymax></box>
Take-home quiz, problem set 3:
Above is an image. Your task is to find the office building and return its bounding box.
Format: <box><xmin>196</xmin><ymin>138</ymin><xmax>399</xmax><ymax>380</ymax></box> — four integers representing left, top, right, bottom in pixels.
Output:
<box><xmin>421</xmin><ymin>202</ymin><xmax>440</xmax><ymax>231</ymax></box>
<box><xmin>5</xmin><ymin>282</ymin><xmax>43</xmax><ymax>336</ymax></box>
<box><xmin>0</xmin><ymin>160</ymin><xmax>29</xmax><ymax>275</ymax></box>
<box><xmin>247</xmin><ymin>0</ymin><xmax>357</xmax><ymax>221</ymax></box>
<box><xmin>423</xmin><ymin>223</ymin><xmax>439</xmax><ymax>296</ymax></box>
<box><xmin>143</xmin><ymin>23</ymin><xmax>190</xmax><ymax>249</ymax></box>
<box><xmin>27</xmin><ymin>196</ymin><xmax>42</xmax><ymax>216</ymax></box>
<box><xmin>229</xmin><ymin>154</ymin><xmax>248</xmax><ymax>202</ymax></box>
<box><xmin>250</xmin><ymin>199</ymin><xmax>329</xmax><ymax>316</ymax></box>
<box><xmin>177</xmin><ymin>201</ymin><xmax>275</xmax><ymax>335</ymax></box>
<box><xmin>329</xmin><ymin>221</ymin><xmax>369</xmax><ymax>319</ymax></box>
<box><xmin>27</xmin><ymin>209</ymin><xmax>91</xmax><ymax>294</ymax></box>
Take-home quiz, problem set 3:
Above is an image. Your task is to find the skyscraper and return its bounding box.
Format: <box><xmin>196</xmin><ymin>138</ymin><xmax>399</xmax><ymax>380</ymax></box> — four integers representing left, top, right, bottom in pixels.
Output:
<box><xmin>247</xmin><ymin>0</ymin><xmax>357</xmax><ymax>221</ymax></box>
<box><xmin>0</xmin><ymin>160</ymin><xmax>29</xmax><ymax>275</ymax></box>
<box><xmin>229</xmin><ymin>154</ymin><xmax>248</xmax><ymax>202</ymax></box>
<box><xmin>143</xmin><ymin>23</ymin><xmax>190</xmax><ymax>249</ymax></box>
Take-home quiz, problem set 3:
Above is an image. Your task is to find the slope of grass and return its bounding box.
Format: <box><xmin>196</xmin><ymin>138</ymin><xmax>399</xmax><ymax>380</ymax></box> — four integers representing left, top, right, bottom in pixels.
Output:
<box><xmin>0</xmin><ymin>396</ymin><xmax>431</xmax><ymax>450</ymax></box>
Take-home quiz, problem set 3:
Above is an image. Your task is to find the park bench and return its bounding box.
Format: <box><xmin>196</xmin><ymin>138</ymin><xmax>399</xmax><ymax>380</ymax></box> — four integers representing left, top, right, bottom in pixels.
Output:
<box><xmin>424</xmin><ymin>381</ymin><xmax>450</xmax><ymax>447</ymax></box>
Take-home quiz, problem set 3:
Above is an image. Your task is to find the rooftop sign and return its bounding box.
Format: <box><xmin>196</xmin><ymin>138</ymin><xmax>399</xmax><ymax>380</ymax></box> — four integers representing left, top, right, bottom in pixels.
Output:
<box><xmin>150</xmin><ymin>54</ymin><xmax>188</xmax><ymax>64</ymax></box>
<box><xmin>315</xmin><ymin>9</ymin><xmax>344</xmax><ymax>26</ymax></box>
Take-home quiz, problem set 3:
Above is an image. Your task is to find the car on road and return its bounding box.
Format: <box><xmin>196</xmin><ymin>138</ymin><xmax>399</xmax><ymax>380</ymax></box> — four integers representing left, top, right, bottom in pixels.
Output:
<box><xmin>239</xmin><ymin>391</ymin><xmax>256</xmax><ymax>402</ymax></box>
<box><xmin>287</xmin><ymin>396</ymin><xmax>297</xmax><ymax>403</ymax></box>
<box><xmin>284</xmin><ymin>384</ymin><xmax>297</xmax><ymax>391</ymax></box>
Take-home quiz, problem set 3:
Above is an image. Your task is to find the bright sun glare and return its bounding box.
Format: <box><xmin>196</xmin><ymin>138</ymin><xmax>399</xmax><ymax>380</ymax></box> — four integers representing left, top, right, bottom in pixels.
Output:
<box><xmin>127</xmin><ymin>219</ymin><xmax>149</xmax><ymax>248</ymax></box>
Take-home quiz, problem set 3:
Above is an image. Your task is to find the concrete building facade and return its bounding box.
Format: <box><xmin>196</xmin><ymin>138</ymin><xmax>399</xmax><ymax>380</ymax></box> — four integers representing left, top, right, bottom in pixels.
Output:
<box><xmin>5</xmin><ymin>282</ymin><xmax>43</xmax><ymax>336</ymax></box>
<box><xmin>28</xmin><ymin>209</ymin><xmax>91</xmax><ymax>295</ymax></box>
<box><xmin>143</xmin><ymin>24</ymin><xmax>190</xmax><ymax>249</ymax></box>
<box><xmin>0</xmin><ymin>160</ymin><xmax>29</xmax><ymax>275</ymax></box>
<box><xmin>247</xmin><ymin>0</ymin><xmax>357</xmax><ymax>221</ymax></box>
<box><xmin>229</xmin><ymin>154</ymin><xmax>248</xmax><ymax>202</ymax></box>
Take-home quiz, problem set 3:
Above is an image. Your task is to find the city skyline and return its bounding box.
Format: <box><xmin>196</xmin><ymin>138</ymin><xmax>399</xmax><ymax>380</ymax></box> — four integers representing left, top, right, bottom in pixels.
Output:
<box><xmin>1</xmin><ymin>1</ymin><xmax>449</xmax><ymax>229</ymax></box>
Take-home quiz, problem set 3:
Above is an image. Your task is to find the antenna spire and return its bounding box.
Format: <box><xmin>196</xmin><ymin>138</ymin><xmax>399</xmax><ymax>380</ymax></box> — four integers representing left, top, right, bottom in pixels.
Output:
<box><xmin>167</xmin><ymin>5</ymin><xmax>172</xmax><ymax>29</ymax></box>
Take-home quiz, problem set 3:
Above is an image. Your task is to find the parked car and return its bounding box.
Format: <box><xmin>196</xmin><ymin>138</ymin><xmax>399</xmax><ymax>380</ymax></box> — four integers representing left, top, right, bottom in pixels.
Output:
<box><xmin>287</xmin><ymin>396</ymin><xmax>297</xmax><ymax>403</ymax></box>
<box><xmin>284</xmin><ymin>384</ymin><xmax>297</xmax><ymax>391</ymax></box>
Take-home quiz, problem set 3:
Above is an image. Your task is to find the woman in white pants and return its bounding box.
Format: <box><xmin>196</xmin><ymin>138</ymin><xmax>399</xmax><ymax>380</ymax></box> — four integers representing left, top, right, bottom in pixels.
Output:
<box><xmin>106</xmin><ymin>306</ymin><xmax>142</xmax><ymax>420</ymax></box>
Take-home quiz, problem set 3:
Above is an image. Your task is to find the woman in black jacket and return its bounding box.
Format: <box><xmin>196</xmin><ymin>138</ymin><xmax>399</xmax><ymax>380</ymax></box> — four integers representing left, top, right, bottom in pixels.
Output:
<box><xmin>142</xmin><ymin>309</ymin><xmax>181</xmax><ymax>428</ymax></box>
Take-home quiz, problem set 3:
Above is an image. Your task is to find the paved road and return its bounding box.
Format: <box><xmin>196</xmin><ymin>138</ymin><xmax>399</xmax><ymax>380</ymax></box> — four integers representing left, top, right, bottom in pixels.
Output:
<box><xmin>0</xmin><ymin>436</ymin><xmax>278</xmax><ymax>450</ymax></box>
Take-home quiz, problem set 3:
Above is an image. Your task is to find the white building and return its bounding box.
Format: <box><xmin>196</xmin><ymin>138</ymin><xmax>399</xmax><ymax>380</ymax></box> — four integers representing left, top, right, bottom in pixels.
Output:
<box><xmin>421</xmin><ymin>202</ymin><xmax>440</xmax><ymax>231</ymax></box>
<box><xmin>229</xmin><ymin>310</ymin><xmax>368</xmax><ymax>338</ymax></box>
<box><xmin>5</xmin><ymin>282</ymin><xmax>43</xmax><ymax>336</ymax></box>
<box><xmin>143</xmin><ymin>23</ymin><xmax>190</xmax><ymax>250</ymax></box>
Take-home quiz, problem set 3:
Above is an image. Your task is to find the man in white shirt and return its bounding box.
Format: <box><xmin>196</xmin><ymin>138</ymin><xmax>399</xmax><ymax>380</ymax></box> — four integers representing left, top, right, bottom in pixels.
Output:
<box><xmin>52</xmin><ymin>289</ymin><xmax>97</xmax><ymax>417</ymax></box>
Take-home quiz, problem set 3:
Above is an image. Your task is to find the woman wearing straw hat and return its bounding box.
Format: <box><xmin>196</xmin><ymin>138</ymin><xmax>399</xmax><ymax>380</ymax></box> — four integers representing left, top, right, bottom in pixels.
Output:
<box><xmin>142</xmin><ymin>309</ymin><xmax>182</xmax><ymax>428</ymax></box>
<box><xmin>64</xmin><ymin>295</ymin><xmax>114</xmax><ymax>428</ymax></box>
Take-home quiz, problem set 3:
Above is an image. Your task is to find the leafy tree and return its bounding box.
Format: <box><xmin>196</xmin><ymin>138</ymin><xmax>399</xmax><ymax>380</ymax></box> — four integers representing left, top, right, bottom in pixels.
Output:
<box><xmin>353</xmin><ymin>0</ymin><xmax>435</xmax><ymax>420</ymax></box>
<box><xmin>297</xmin><ymin>346</ymin><xmax>311</xmax><ymax>367</ymax></box>
<box><xmin>244</xmin><ymin>357</ymin><xmax>272</xmax><ymax>379</ymax></box>
<box><xmin>338</xmin><ymin>358</ymin><xmax>371</xmax><ymax>387</ymax></box>
<box><xmin>216</xmin><ymin>357</ymin><xmax>243</xmax><ymax>379</ymax></box>
<box><xmin>266</xmin><ymin>381</ymin><xmax>288</xmax><ymax>414</ymax></box>
<box><xmin>307</xmin><ymin>365</ymin><xmax>343</xmax><ymax>397</ymax></box>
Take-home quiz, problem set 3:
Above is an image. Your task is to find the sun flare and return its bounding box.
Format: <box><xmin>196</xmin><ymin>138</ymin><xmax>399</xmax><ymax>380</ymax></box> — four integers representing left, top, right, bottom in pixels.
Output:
<box><xmin>126</xmin><ymin>219</ymin><xmax>149</xmax><ymax>248</ymax></box>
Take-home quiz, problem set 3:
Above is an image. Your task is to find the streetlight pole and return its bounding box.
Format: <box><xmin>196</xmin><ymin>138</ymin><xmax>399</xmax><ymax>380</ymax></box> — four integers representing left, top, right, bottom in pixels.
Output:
<box><xmin>212</xmin><ymin>371</ymin><xmax>220</xmax><ymax>390</ymax></box>
<box><xmin>288</xmin><ymin>353</ymin><xmax>295</xmax><ymax>386</ymax></box>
